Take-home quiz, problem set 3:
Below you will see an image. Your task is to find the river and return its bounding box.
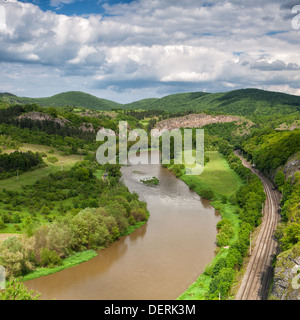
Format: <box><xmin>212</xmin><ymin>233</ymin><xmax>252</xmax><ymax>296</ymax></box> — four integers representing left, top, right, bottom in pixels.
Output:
<box><xmin>25</xmin><ymin>151</ymin><xmax>220</xmax><ymax>300</ymax></box>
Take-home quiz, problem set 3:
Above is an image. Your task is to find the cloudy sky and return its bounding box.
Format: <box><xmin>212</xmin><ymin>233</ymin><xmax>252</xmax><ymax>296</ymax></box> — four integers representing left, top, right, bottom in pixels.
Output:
<box><xmin>0</xmin><ymin>0</ymin><xmax>299</xmax><ymax>103</ymax></box>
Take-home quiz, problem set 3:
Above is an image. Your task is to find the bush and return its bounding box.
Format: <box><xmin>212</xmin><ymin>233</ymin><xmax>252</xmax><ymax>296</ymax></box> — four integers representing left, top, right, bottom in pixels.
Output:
<box><xmin>221</xmin><ymin>195</ymin><xmax>227</xmax><ymax>204</ymax></box>
<box><xmin>216</xmin><ymin>219</ymin><xmax>234</xmax><ymax>247</ymax></box>
<box><xmin>70</xmin><ymin>208</ymin><xmax>111</xmax><ymax>250</ymax></box>
<box><xmin>216</xmin><ymin>232</ymin><xmax>230</xmax><ymax>247</ymax></box>
<box><xmin>0</xmin><ymin>279</ymin><xmax>41</xmax><ymax>300</ymax></box>
<box><xmin>226</xmin><ymin>248</ymin><xmax>243</xmax><ymax>269</ymax></box>
<box><xmin>46</xmin><ymin>221</ymin><xmax>72</xmax><ymax>258</ymax></box>
<box><xmin>211</xmin><ymin>257</ymin><xmax>226</xmax><ymax>276</ymax></box>
<box><xmin>0</xmin><ymin>236</ymin><xmax>35</xmax><ymax>278</ymax></box>
<box><xmin>275</xmin><ymin>170</ymin><xmax>285</xmax><ymax>187</ymax></box>
<box><xmin>40</xmin><ymin>248</ymin><xmax>63</xmax><ymax>267</ymax></box>
<box><xmin>140</xmin><ymin>177</ymin><xmax>159</xmax><ymax>186</ymax></box>
<box><xmin>200</xmin><ymin>190</ymin><xmax>215</xmax><ymax>200</ymax></box>
<box><xmin>73</xmin><ymin>167</ymin><xmax>90</xmax><ymax>181</ymax></box>
<box><xmin>47</xmin><ymin>156</ymin><xmax>58</xmax><ymax>163</ymax></box>
<box><xmin>216</xmin><ymin>218</ymin><xmax>231</xmax><ymax>230</ymax></box>
<box><xmin>0</xmin><ymin>217</ymin><xmax>5</xmax><ymax>230</ymax></box>
<box><xmin>208</xmin><ymin>268</ymin><xmax>235</xmax><ymax>299</ymax></box>
<box><xmin>131</xmin><ymin>208</ymin><xmax>147</xmax><ymax>222</ymax></box>
<box><xmin>128</xmin><ymin>216</ymin><xmax>136</xmax><ymax>225</ymax></box>
<box><xmin>230</xmin><ymin>238</ymin><xmax>249</xmax><ymax>257</ymax></box>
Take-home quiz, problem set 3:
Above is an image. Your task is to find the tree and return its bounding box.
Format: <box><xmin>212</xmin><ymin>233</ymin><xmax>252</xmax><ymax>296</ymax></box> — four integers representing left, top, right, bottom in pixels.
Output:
<box><xmin>226</xmin><ymin>248</ymin><xmax>243</xmax><ymax>269</ymax></box>
<box><xmin>40</xmin><ymin>248</ymin><xmax>63</xmax><ymax>267</ymax></box>
<box><xmin>208</xmin><ymin>268</ymin><xmax>235</xmax><ymax>299</ymax></box>
<box><xmin>0</xmin><ymin>236</ymin><xmax>35</xmax><ymax>278</ymax></box>
<box><xmin>73</xmin><ymin>167</ymin><xmax>90</xmax><ymax>181</ymax></box>
<box><xmin>275</xmin><ymin>170</ymin><xmax>285</xmax><ymax>188</ymax></box>
<box><xmin>0</xmin><ymin>279</ymin><xmax>41</xmax><ymax>300</ymax></box>
<box><xmin>0</xmin><ymin>217</ymin><xmax>5</xmax><ymax>230</ymax></box>
<box><xmin>47</xmin><ymin>107</ymin><xmax>58</xmax><ymax>118</ymax></box>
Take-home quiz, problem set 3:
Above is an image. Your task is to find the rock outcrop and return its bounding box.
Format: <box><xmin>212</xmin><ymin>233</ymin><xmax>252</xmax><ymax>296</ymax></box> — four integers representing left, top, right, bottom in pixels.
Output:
<box><xmin>155</xmin><ymin>113</ymin><xmax>249</xmax><ymax>131</ymax></box>
<box><xmin>270</xmin><ymin>243</ymin><xmax>300</xmax><ymax>300</ymax></box>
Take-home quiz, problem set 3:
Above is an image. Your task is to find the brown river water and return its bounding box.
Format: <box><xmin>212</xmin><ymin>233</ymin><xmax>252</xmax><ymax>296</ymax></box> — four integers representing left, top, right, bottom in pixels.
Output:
<box><xmin>25</xmin><ymin>151</ymin><xmax>220</xmax><ymax>300</ymax></box>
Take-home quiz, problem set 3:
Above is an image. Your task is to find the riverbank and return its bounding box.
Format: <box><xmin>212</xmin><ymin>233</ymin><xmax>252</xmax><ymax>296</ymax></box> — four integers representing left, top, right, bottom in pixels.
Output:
<box><xmin>20</xmin><ymin>215</ymin><xmax>149</xmax><ymax>283</ymax></box>
<box><xmin>21</xmin><ymin>250</ymin><xmax>98</xmax><ymax>282</ymax></box>
<box><xmin>23</xmin><ymin>149</ymin><xmax>218</xmax><ymax>300</ymax></box>
<box><xmin>175</xmin><ymin>151</ymin><xmax>244</xmax><ymax>300</ymax></box>
<box><xmin>0</xmin><ymin>155</ymin><xmax>150</xmax><ymax>284</ymax></box>
<box><xmin>177</xmin><ymin>201</ymin><xmax>241</xmax><ymax>300</ymax></box>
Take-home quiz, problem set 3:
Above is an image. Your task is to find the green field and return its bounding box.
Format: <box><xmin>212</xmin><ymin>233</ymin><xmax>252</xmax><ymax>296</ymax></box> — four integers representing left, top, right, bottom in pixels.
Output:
<box><xmin>177</xmin><ymin>151</ymin><xmax>244</xmax><ymax>300</ymax></box>
<box><xmin>181</xmin><ymin>151</ymin><xmax>244</xmax><ymax>198</ymax></box>
<box><xmin>0</xmin><ymin>144</ymin><xmax>83</xmax><ymax>191</ymax></box>
<box><xmin>0</xmin><ymin>144</ymin><xmax>84</xmax><ymax>234</ymax></box>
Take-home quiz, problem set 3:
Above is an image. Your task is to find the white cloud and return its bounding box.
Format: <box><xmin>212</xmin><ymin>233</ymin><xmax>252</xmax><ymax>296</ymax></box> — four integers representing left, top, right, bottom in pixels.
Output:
<box><xmin>0</xmin><ymin>0</ymin><xmax>299</xmax><ymax>102</ymax></box>
<box><xmin>0</xmin><ymin>4</ymin><xmax>6</xmax><ymax>30</ymax></box>
<box><xmin>50</xmin><ymin>0</ymin><xmax>76</xmax><ymax>8</ymax></box>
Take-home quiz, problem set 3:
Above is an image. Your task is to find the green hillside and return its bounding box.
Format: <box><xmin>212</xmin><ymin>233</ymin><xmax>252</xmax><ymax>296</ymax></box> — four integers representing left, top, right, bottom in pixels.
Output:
<box><xmin>0</xmin><ymin>91</ymin><xmax>122</xmax><ymax>111</ymax></box>
<box><xmin>1</xmin><ymin>88</ymin><xmax>300</xmax><ymax>117</ymax></box>
<box><xmin>124</xmin><ymin>92</ymin><xmax>208</xmax><ymax>110</ymax></box>
<box><xmin>124</xmin><ymin>89</ymin><xmax>300</xmax><ymax>117</ymax></box>
<box><xmin>198</xmin><ymin>89</ymin><xmax>300</xmax><ymax>116</ymax></box>
<box><xmin>124</xmin><ymin>89</ymin><xmax>300</xmax><ymax>116</ymax></box>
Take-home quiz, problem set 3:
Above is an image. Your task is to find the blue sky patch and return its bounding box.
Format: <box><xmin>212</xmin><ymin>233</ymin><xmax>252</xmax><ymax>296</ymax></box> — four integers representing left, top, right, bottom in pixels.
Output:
<box><xmin>18</xmin><ymin>0</ymin><xmax>136</xmax><ymax>16</ymax></box>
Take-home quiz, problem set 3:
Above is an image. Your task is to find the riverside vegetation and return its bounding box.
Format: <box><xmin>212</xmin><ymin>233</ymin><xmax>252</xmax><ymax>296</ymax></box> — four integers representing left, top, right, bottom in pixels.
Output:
<box><xmin>0</xmin><ymin>88</ymin><xmax>299</xmax><ymax>300</ymax></box>
<box><xmin>0</xmin><ymin>105</ymin><xmax>150</xmax><ymax>299</ymax></box>
<box><xmin>176</xmin><ymin>129</ymin><xmax>299</xmax><ymax>299</ymax></box>
<box><xmin>166</xmin><ymin>142</ymin><xmax>266</xmax><ymax>299</ymax></box>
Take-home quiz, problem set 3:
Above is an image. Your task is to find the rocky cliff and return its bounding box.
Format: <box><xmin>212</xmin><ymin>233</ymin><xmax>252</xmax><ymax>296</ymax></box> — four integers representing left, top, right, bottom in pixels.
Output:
<box><xmin>270</xmin><ymin>243</ymin><xmax>300</xmax><ymax>300</ymax></box>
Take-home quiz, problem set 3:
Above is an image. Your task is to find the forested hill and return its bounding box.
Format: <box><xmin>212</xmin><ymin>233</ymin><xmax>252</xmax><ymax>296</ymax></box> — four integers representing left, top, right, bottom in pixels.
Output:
<box><xmin>124</xmin><ymin>89</ymin><xmax>300</xmax><ymax>116</ymax></box>
<box><xmin>1</xmin><ymin>88</ymin><xmax>300</xmax><ymax>117</ymax></box>
<box><xmin>0</xmin><ymin>91</ymin><xmax>122</xmax><ymax>111</ymax></box>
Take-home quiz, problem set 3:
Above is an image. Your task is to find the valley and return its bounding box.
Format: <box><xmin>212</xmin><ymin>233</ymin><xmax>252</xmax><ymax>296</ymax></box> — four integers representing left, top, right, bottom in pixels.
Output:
<box><xmin>0</xmin><ymin>88</ymin><xmax>299</xmax><ymax>301</ymax></box>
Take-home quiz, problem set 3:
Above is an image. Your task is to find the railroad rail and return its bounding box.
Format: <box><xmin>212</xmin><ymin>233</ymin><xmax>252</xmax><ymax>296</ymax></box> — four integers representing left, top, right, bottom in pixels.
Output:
<box><xmin>234</xmin><ymin>151</ymin><xmax>281</xmax><ymax>300</ymax></box>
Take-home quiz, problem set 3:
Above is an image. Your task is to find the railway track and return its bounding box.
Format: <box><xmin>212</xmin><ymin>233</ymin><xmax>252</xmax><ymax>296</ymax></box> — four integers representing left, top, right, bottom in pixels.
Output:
<box><xmin>234</xmin><ymin>152</ymin><xmax>281</xmax><ymax>300</ymax></box>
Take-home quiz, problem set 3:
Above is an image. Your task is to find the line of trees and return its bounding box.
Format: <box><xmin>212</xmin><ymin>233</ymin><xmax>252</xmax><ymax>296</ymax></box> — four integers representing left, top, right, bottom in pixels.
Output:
<box><xmin>0</xmin><ymin>151</ymin><xmax>44</xmax><ymax>179</ymax></box>
<box><xmin>0</xmin><ymin>123</ymin><xmax>97</xmax><ymax>154</ymax></box>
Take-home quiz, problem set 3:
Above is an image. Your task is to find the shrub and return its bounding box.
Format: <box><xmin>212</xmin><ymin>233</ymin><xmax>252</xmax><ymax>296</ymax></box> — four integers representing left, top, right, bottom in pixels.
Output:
<box><xmin>275</xmin><ymin>170</ymin><xmax>285</xmax><ymax>187</ymax></box>
<box><xmin>226</xmin><ymin>248</ymin><xmax>243</xmax><ymax>269</ymax></box>
<box><xmin>216</xmin><ymin>218</ymin><xmax>231</xmax><ymax>230</ymax></box>
<box><xmin>47</xmin><ymin>156</ymin><xmax>58</xmax><ymax>163</ymax></box>
<box><xmin>230</xmin><ymin>238</ymin><xmax>249</xmax><ymax>257</ymax></box>
<box><xmin>40</xmin><ymin>248</ymin><xmax>63</xmax><ymax>267</ymax></box>
<box><xmin>0</xmin><ymin>217</ymin><xmax>5</xmax><ymax>230</ymax></box>
<box><xmin>216</xmin><ymin>232</ymin><xmax>230</xmax><ymax>247</ymax></box>
<box><xmin>70</xmin><ymin>208</ymin><xmax>111</xmax><ymax>250</ymax></box>
<box><xmin>73</xmin><ymin>167</ymin><xmax>90</xmax><ymax>181</ymax></box>
<box><xmin>131</xmin><ymin>208</ymin><xmax>147</xmax><ymax>222</ymax></box>
<box><xmin>0</xmin><ymin>279</ymin><xmax>41</xmax><ymax>300</ymax></box>
<box><xmin>211</xmin><ymin>257</ymin><xmax>226</xmax><ymax>276</ymax></box>
<box><xmin>46</xmin><ymin>221</ymin><xmax>72</xmax><ymax>258</ymax></box>
<box><xmin>200</xmin><ymin>190</ymin><xmax>215</xmax><ymax>200</ymax></box>
<box><xmin>0</xmin><ymin>236</ymin><xmax>35</xmax><ymax>278</ymax></box>
<box><xmin>221</xmin><ymin>195</ymin><xmax>227</xmax><ymax>204</ymax></box>
<box><xmin>208</xmin><ymin>268</ymin><xmax>235</xmax><ymax>299</ymax></box>
<box><xmin>216</xmin><ymin>219</ymin><xmax>234</xmax><ymax>247</ymax></box>
<box><xmin>128</xmin><ymin>216</ymin><xmax>136</xmax><ymax>225</ymax></box>
<box><xmin>88</xmin><ymin>224</ymin><xmax>110</xmax><ymax>249</ymax></box>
